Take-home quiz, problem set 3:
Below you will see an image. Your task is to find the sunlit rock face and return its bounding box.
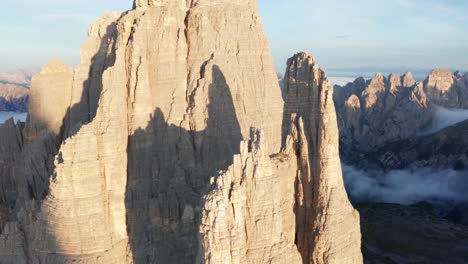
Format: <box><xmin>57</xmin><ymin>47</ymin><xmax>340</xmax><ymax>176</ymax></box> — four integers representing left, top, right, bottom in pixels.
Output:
<box><xmin>424</xmin><ymin>69</ymin><xmax>468</xmax><ymax>109</ymax></box>
<box><xmin>0</xmin><ymin>1</ymin><xmax>362</xmax><ymax>263</ymax></box>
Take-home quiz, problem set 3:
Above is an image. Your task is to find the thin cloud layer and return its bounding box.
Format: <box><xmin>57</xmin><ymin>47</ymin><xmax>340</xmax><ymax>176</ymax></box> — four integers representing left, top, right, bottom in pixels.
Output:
<box><xmin>343</xmin><ymin>164</ymin><xmax>468</xmax><ymax>205</ymax></box>
<box><xmin>422</xmin><ymin>106</ymin><xmax>468</xmax><ymax>135</ymax></box>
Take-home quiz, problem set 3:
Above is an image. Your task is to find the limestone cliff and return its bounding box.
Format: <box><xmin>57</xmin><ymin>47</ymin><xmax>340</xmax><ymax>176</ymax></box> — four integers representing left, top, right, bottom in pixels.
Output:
<box><xmin>0</xmin><ymin>1</ymin><xmax>362</xmax><ymax>263</ymax></box>
<box><xmin>283</xmin><ymin>53</ymin><xmax>363</xmax><ymax>264</ymax></box>
<box><xmin>200</xmin><ymin>129</ymin><xmax>302</xmax><ymax>264</ymax></box>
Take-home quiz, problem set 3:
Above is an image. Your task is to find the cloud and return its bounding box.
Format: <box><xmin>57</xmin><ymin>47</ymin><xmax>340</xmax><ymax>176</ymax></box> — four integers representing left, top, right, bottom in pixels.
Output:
<box><xmin>421</xmin><ymin>106</ymin><xmax>468</xmax><ymax>135</ymax></box>
<box><xmin>343</xmin><ymin>164</ymin><xmax>468</xmax><ymax>205</ymax></box>
<box><xmin>336</xmin><ymin>35</ymin><xmax>352</xmax><ymax>40</ymax></box>
<box><xmin>328</xmin><ymin>77</ymin><xmax>356</xmax><ymax>86</ymax></box>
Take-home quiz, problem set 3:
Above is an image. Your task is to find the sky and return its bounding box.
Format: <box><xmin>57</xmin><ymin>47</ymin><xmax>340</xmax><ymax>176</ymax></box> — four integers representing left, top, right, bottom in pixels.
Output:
<box><xmin>1</xmin><ymin>0</ymin><xmax>468</xmax><ymax>76</ymax></box>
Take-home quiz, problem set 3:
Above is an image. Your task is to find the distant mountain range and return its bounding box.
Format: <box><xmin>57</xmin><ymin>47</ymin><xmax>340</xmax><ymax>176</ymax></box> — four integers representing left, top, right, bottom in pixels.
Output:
<box><xmin>333</xmin><ymin>69</ymin><xmax>468</xmax><ymax>162</ymax></box>
<box><xmin>0</xmin><ymin>69</ymin><xmax>37</xmax><ymax>112</ymax></box>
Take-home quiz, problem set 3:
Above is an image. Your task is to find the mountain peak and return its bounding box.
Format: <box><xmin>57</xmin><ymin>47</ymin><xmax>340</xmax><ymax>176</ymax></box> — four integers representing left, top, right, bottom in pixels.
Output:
<box><xmin>39</xmin><ymin>60</ymin><xmax>72</xmax><ymax>74</ymax></box>
<box><xmin>402</xmin><ymin>71</ymin><xmax>416</xmax><ymax>87</ymax></box>
<box><xmin>133</xmin><ymin>0</ymin><xmax>193</xmax><ymax>9</ymax></box>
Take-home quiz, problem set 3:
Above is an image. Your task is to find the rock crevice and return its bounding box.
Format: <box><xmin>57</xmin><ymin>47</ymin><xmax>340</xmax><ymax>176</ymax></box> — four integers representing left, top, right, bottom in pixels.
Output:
<box><xmin>0</xmin><ymin>2</ymin><xmax>362</xmax><ymax>264</ymax></box>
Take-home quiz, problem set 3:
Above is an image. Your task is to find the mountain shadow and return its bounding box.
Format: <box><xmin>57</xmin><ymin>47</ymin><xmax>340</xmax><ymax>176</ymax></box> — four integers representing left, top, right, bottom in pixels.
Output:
<box><xmin>125</xmin><ymin>65</ymin><xmax>242</xmax><ymax>263</ymax></box>
<box><xmin>281</xmin><ymin>76</ymin><xmax>318</xmax><ymax>263</ymax></box>
<box><xmin>60</xmin><ymin>19</ymin><xmax>119</xmax><ymax>140</ymax></box>
<box><xmin>19</xmin><ymin>19</ymin><xmax>120</xmax><ymax>203</ymax></box>
<box><xmin>0</xmin><ymin>18</ymin><xmax>121</xmax><ymax>262</ymax></box>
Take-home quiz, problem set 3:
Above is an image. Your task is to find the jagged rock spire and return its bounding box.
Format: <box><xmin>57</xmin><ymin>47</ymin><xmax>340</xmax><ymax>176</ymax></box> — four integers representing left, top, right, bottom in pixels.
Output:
<box><xmin>0</xmin><ymin>1</ymin><xmax>364</xmax><ymax>263</ymax></box>
<box><xmin>283</xmin><ymin>52</ymin><xmax>363</xmax><ymax>264</ymax></box>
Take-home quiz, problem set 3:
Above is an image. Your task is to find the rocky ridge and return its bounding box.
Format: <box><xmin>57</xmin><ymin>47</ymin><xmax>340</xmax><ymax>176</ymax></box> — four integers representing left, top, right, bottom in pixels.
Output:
<box><xmin>334</xmin><ymin>72</ymin><xmax>432</xmax><ymax>156</ymax></box>
<box><xmin>0</xmin><ymin>1</ymin><xmax>361</xmax><ymax>264</ymax></box>
<box><xmin>0</xmin><ymin>69</ymin><xmax>36</xmax><ymax>86</ymax></box>
<box><xmin>363</xmin><ymin>119</ymin><xmax>468</xmax><ymax>170</ymax></box>
<box><xmin>425</xmin><ymin>69</ymin><xmax>468</xmax><ymax>109</ymax></box>
<box><xmin>0</xmin><ymin>84</ymin><xmax>29</xmax><ymax>112</ymax></box>
<box><xmin>0</xmin><ymin>69</ymin><xmax>36</xmax><ymax>112</ymax></box>
<box><xmin>283</xmin><ymin>53</ymin><xmax>362</xmax><ymax>263</ymax></box>
<box><xmin>334</xmin><ymin>69</ymin><xmax>468</xmax><ymax>160</ymax></box>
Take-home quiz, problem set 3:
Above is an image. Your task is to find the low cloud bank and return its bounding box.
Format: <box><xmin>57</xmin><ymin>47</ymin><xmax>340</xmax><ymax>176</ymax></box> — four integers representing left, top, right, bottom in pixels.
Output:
<box><xmin>329</xmin><ymin>77</ymin><xmax>356</xmax><ymax>86</ymax></box>
<box><xmin>422</xmin><ymin>106</ymin><xmax>468</xmax><ymax>135</ymax></box>
<box><xmin>343</xmin><ymin>164</ymin><xmax>468</xmax><ymax>205</ymax></box>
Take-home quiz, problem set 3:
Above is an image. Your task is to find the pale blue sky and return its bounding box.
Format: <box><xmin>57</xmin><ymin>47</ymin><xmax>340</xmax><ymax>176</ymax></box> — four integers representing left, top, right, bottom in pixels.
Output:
<box><xmin>1</xmin><ymin>0</ymin><xmax>467</xmax><ymax>75</ymax></box>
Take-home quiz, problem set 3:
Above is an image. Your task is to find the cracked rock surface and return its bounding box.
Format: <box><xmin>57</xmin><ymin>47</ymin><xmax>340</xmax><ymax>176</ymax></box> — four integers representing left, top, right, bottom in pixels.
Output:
<box><xmin>0</xmin><ymin>1</ymin><xmax>361</xmax><ymax>263</ymax></box>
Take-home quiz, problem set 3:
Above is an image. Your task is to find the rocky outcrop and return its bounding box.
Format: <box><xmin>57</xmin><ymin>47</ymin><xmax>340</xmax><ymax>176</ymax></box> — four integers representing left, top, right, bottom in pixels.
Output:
<box><xmin>424</xmin><ymin>69</ymin><xmax>468</xmax><ymax>109</ymax></box>
<box><xmin>283</xmin><ymin>53</ymin><xmax>363</xmax><ymax>264</ymax></box>
<box><xmin>334</xmin><ymin>72</ymin><xmax>432</xmax><ymax>157</ymax></box>
<box><xmin>200</xmin><ymin>129</ymin><xmax>302</xmax><ymax>264</ymax></box>
<box><xmin>0</xmin><ymin>1</ymin><xmax>361</xmax><ymax>263</ymax></box>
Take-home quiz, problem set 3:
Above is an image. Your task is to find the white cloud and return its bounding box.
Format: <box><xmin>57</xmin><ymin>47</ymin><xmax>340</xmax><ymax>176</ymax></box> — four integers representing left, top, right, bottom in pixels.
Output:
<box><xmin>343</xmin><ymin>164</ymin><xmax>468</xmax><ymax>205</ymax></box>
<box><xmin>421</xmin><ymin>106</ymin><xmax>468</xmax><ymax>135</ymax></box>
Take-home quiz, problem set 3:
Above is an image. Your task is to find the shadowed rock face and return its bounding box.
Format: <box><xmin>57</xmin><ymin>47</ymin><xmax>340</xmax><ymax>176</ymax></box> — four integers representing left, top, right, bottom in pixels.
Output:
<box><xmin>126</xmin><ymin>66</ymin><xmax>244</xmax><ymax>263</ymax></box>
<box><xmin>0</xmin><ymin>1</ymin><xmax>361</xmax><ymax>263</ymax></box>
<box><xmin>362</xmin><ymin>119</ymin><xmax>468</xmax><ymax>170</ymax></box>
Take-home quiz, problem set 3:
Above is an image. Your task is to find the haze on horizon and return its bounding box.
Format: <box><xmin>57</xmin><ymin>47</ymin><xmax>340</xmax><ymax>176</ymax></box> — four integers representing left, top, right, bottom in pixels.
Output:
<box><xmin>1</xmin><ymin>0</ymin><xmax>467</xmax><ymax>75</ymax></box>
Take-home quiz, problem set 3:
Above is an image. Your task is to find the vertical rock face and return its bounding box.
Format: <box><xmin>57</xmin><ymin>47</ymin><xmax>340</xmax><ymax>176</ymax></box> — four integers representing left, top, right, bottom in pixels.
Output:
<box><xmin>283</xmin><ymin>53</ymin><xmax>363</xmax><ymax>264</ymax></box>
<box><xmin>26</xmin><ymin>60</ymin><xmax>74</xmax><ymax>138</ymax></box>
<box><xmin>0</xmin><ymin>1</ymin><xmax>362</xmax><ymax>264</ymax></box>
<box><xmin>123</xmin><ymin>1</ymin><xmax>284</xmax><ymax>262</ymax></box>
<box><xmin>0</xmin><ymin>119</ymin><xmax>23</xmax><ymax>216</ymax></box>
<box><xmin>200</xmin><ymin>129</ymin><xmax>302</xmax><ymax>264</ymax></box>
